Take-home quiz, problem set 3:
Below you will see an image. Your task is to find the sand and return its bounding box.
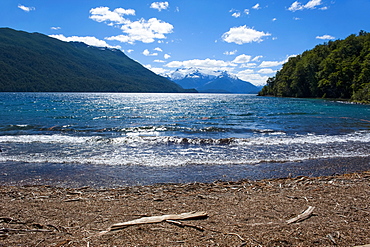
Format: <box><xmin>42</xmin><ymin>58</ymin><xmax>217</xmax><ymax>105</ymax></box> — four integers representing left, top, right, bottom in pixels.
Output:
<box><xmin>1</xmin><ymin>171</ymin><xmax>370</xmax><ymax>246</ymax></box>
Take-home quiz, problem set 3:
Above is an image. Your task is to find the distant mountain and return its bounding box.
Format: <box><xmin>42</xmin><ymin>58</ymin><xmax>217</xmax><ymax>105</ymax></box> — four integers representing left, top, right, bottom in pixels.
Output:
<box><xmin>166</xmin><ymin>68</ymin><xmax>259</xmax><ymax>94</ymax></box>
<box><xmin>0</xmin><ymin>28</ymin><xmax>192</xmax><ymax>93</ymax></box>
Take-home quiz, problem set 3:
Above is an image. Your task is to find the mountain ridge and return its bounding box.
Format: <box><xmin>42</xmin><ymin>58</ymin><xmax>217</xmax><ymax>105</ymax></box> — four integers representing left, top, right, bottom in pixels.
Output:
<box><xmin>0</xmin><ymin>28</ymin><xmax>192</xmax><ymax>93</ymax></box>
<box><xmin>166</xmin><ymin>68</ymin><xmax>260</xmax><ymax>94</ymax></box>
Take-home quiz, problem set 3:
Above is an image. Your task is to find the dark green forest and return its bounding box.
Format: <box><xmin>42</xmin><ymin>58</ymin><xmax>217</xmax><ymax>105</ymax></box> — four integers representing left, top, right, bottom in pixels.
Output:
<box><xmin>259</xmin><ymin>31</ymin><xmax>370</xmax><ymax>103</ymax></box>
<box><xmin>0</xmin><ymin>28</ymin><xmax>192</xmax><ymax>93</ymax></box>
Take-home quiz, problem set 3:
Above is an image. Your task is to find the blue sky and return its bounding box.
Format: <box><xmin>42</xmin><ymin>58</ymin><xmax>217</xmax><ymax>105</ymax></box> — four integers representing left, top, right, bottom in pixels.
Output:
<box><xmin>1</xmin><ymin>0</ymin><xmax>370</xmax><ymax>86</ymax></box>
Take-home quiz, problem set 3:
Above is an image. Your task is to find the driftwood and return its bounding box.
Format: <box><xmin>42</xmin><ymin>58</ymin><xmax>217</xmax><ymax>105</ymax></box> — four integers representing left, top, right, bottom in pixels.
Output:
<box><xmin>0</xmin><ymin>228</ymin><xmax>52</xmax><ymax>233</ymax></box>
<box><xmin>165</xmin><ymin>219</ymin><xmax>205</xmax><ymax>231</ymax></box>
<box><xmin>286</xmin><ymin>206</ymin><xmax>315</xmax><ymax>224</ymax></box>
<box><xmin>105</xmin><ymin>211</ymin><xmax>208</xmax><ymax>232</ymax></box>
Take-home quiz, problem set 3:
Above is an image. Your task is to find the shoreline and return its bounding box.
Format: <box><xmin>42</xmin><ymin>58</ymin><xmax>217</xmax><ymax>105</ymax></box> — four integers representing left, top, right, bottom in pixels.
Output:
<box><xmin>1</xmin><ymin>170</ymin><xmax>370</xmax><ymax>246</ymax></box>
<box><xmin>1</xmin><ymin>156</ymin><xmax>370</xmax><ymax>188</ymax></box>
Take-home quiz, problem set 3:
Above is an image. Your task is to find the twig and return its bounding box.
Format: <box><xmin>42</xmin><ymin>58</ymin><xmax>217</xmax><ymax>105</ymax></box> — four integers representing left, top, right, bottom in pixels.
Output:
<box><xmin>102</xmin><ymin>211</ymin><xmax>208</xmax><ymax>233</ymax></box>
<box><xmin>165</xmin><ymin>219</ymin><xmax>205</xmax><ymax>231</ymax></box>
<box><xmin>226</xmin><ymin>232</ymin><xmax>245</xmax><ymax>242</ymax></box>
<box><xmin>0</xmin><ymin>228</ymin><xmax>52</xmax><ymax>233</ymax></box>
<box><xmin>286</xmin><ymin>206</ymin><xmax>315</xmax><ymax>224</ymax></box>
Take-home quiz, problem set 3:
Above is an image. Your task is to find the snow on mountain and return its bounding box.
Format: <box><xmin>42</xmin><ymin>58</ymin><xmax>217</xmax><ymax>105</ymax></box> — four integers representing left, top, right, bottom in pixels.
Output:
<box><xmin>165</xmin><ymin>68</ymin><xmax>259</xmax><ymax>94</ymax></box>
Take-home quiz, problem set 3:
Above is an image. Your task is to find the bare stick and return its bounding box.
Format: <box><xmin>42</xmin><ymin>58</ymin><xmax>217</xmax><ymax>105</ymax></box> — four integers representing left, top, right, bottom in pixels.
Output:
<box><xmin>105</xmin><ymin>211</ymin><xmax>207</xmax><ymax>232</ymax></box>
<box><xmin>165</xmin><ymin>220</ymin><xmax>205</xmax><ymax>231</ymax></box>
<box><xmin>286</xmin><ymin>206</ymin><xmax>315</xmax><ymax>224</ymax></box>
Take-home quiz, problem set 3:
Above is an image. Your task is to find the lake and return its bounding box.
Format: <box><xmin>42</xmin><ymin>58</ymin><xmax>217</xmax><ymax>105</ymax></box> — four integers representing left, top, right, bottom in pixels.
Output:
<box><xmin>1</xmin><ymin>93</ymin><xmax>369</xmax><ymax>187</ymax></box>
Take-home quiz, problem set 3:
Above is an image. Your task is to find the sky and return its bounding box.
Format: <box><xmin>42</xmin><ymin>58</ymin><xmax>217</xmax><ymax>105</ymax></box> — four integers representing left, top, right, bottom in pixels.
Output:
<box><xmin>1</xmin><ymin>0</ymin><xmax>370</xmax><ymax>86</ymax></box>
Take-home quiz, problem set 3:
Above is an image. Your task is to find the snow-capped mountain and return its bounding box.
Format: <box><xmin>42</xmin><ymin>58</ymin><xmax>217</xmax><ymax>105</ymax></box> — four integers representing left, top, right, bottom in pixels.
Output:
<box><xmin>165</xmin><ymin>68</ymin><xmax>260</xmax><ymax>94</ymax></box>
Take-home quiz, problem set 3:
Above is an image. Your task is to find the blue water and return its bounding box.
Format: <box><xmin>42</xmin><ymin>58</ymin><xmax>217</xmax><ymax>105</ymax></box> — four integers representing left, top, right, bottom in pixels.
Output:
<box><xmin>0</xmin><ymin>93</ymin><xmax>369</xmax><ymax>186</ymax></box>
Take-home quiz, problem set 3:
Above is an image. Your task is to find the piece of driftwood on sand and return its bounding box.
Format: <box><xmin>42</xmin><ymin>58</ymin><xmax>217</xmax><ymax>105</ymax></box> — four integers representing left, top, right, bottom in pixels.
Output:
<box><xmin>286</xmin><ymin>206</ymin><xmax>315</xmax><ymax>224</ymax></box>
<box><xmin>101</xmin><ymin>211</ymin><xmax>208</xmax><ymax>233</ymax></box>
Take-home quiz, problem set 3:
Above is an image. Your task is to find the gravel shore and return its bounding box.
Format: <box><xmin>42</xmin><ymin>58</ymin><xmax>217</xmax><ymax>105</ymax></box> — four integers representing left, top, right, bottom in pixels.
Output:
<box><xmin>1</xmin><ymin>171</ymin><xmax>370</xmax><ymax>246</ymax></box>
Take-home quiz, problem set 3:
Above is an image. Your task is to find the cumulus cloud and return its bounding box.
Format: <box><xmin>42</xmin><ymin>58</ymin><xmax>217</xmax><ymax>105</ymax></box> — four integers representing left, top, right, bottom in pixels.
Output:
<box><xmin>252</xmin><ymin>4</ymin><xmax>261</xmax><ymax>10</ymax></box>
<box><xmin>18</xmin><ymin>4</ymin><xmax>35</xmax><ymax>12</ymax></box>
<box><xmin>224</xmin><ymin>50</ymin><xmax>238</xmax><ymax>55</ymax></box>
<box><xmin>51</xmin><ymin>27</ymin><xmax>61</xmax><ymax>30</ymax></box>
<box><xmin>164</xmin><ymin>54</ymin><xmax>171</xmax><ymax>59</ymax></box>
<box><xmin>257</xmin><ymin>68</ymin><xmax>277</xmax><ymax>74</ymax></box>
<box><xmin>237</xmin><ymin>70</ymin><xmax>269</xmax><ymax>86</ymax></box>
<box><xmin>89</xmin><ymin>7</ymin><xmax>135</xmax><ymax>24</ymax></box>
<box><xmin>143</xmin><ymin>49</ymin><xmax>158</xmax><ymax>56</ymax></box>
<box><xmin>145</xmin><ymin>65</ymin><xmax>170</xmax><ymax>75</ymax></box>
<box><xmin>259</xmin><ymin>60</ymin><xmax>285</xmax><ymax>68</ymax></box>
<box><xmin>106</xmin><ymin>18</ymin><xmax>174</xmax><ymax>44</ymax></box>
<box><xmin>150</xmin><ymin>2</ymin><xmax>169</xmax><ymax>11</ymax></box>
<box><xmin>90</xmin><ymin>7</ymin><xmax>174</xmax><ymax>44</ymax></box>
<box><xmin>222</xmin><ymin>26</ymin><xmax>271</xmax><ymax>44</ymax></box>
<box><xmin>288</xmin><ymin>0</ymin><xmax>324</xmax><ymax>11</ymax></box>
<box><xmin>233</xmin><ymin>54</ymin><xmax>252</xmax><ymax>63</ymax></box>
<box><xmin>49</xmin><ymin>34</ymin><xmax>121</xmax><ymax>49</ymax></box>
<box><xmin>154</xmin><ymin>47</ymin><xmax>163</xmax><ymax>52</ymax></box>
<box><xmin>165</xmin><ymin>58</ymin><xmax>236</xmax><ymax>70</ymax></box>
<box><xmin>252</xmin><ymin>55</ymin><xmax>263</xmax><ymax>62</ymax></box>
<box><xmin>259</xmin><ymin>55</ymin><xmax>295</xmax><ymax>68</ymax></box>
<box><xmin>316</xmin><ymin>34</ymin><xmax>335</xmax><ymax>40</ymax></box>
<box><xmin>232</xmin><ymin>12</ymin><xmax>241</xmax><ymax>18</ymax></box>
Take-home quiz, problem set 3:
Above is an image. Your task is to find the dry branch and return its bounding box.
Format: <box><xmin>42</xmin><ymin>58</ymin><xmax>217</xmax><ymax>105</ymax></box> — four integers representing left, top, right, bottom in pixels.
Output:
<box><xmin>104</xmin><ymin>211</ymin><xmax>208</xmax><ymax>232</ymax></box>
<box><xmin>165</xmin><ymin>219</ymin><xmax>205</xmax><ymax>231</ymax></box>
<box><xmin>286</xmin><ymin>206</ymin><xmax>315</xmax><ymax>224</ymax></box>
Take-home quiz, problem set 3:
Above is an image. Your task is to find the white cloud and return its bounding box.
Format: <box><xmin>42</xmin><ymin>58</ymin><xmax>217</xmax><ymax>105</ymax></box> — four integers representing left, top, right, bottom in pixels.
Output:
<box><xmin>222</xmin><ymin>26</ymin><xmax>271</xmax><ymax>45</ymax></box>
<box><xmin>304</xmin><ymin>0</ymin><xmax>322</xmax><ymax>9</ymax></box>
<box><xmin>105</xmin><ymin>17</ymin><xmax>174</xmax><ymax>44</ymax></box>
<box><xmin>272</xmin><ymin>18</ymin><xmax>277</xmax><ymax>22</ymax></box>
<box><xmin>89</xmin><ymin>7</ymin><xmax>135</xmax><ymax>24</ymax></box>
<box><xmin>233</xmin><ymin>54</ymin><xmax>252</xmax><ymax>63</ymax></box>
<box><xmin>232</xmin><ymin>12</ymin><xmax>241</xmax><ymax>18</ymax></box>
<box><xmin>244</xmin><ymin>9</ymin><xmax>250</xmax><ymax>15</ymax></box>
<box><xmin>154</xmin><ymin>59</ymin><xmax>165</xmax><ymax>63</ymax></box>
<box><xmin>18</xmin><ymin>4</ymin><xmax>35</xmax><ymax>12</ymax></box>
<box><xmin>316</xmin><ymin>34</ymin><xmax>335</xmax><ymax>40</ymax></box>
<box><xmin>288</xmin><ymin>1</ymin><xmax>303</xmax><ymax>11</ymax></box>
<box><xmin>154</xmin><ymin>47</ymin><xmax>163</xmax><ymax>52</ymax></box>
<box><xmin>150</xmin><ymin>2</ymin><xmax>169</xmax><ymax>11</ymax></box>
<box><xmin>125</xmin><ymin>49</ymin><xmax>134</xmax><ymax>53</ymax></box>
<box><xmin>51</xmin><ymin>27</ymin><xmax>61</xmax><ymax>30</ymax></box>
<box><xmin>90</xmin><ymin>7</ymin><xmax>173</xmax><ymax>44</ymax></box>
<box><xmin>165</xmin><ymin>58</ymin><xmax>236</xmax><ymax>70</ymax></box>
<box><xmin>224</xmin><ymin>50</ymin><xmax>237</xmax><ymax>55</ymax></box>
<box><xmin>259</xmin><ymin>55</ymin><xmax>295</xmax><ymax>68</ymax></box>
<box><xmin>259</xmin><ymin>60</ymin><xmax>285</xmax><ymax>68</ymax></box>
<box><xmin>252</xmin><ymin>3</ymin><xmax>261</xmax><ymax>10</ymax></box>
<box><xmin>143</xmin><ymin>49</ymin><xmax>158</xmax><ymax>56</ymax></box>
<box><xmin>49</xmin><ymin>34</ymin><xmax>121</xmax><ymax>49</ymax></box>
<box><xmin>237</xmin><ymin>70</ymin><xmax>269</xmax><ymax>86</ymax></box>
<box><xmin>145</xmin><ymin>64</ymin><xmax>170</xmax><ymax>75</ymax></box>
<box><xmin>252</xmin><ymin>56</ymin><xmax>263</xmax><ymax>62</ymax></box>
<box><xmin>164</xmin><ymin>54</ymin><xmax>171</xmax><ymax>59</ymax></box>
<box><xmin>257</xmin><ymin>68</ymin><xmax>277</xmax><ymax>74</ymax></box>
<box><xmin>240</xmin><ymin>63</ymin><xmax>258</xmax><ymax>68</ymax></box>
<box><xmin>288</xmin><ymin>0</ymin><xmax>324</xmax><ymax>11</ymax></box>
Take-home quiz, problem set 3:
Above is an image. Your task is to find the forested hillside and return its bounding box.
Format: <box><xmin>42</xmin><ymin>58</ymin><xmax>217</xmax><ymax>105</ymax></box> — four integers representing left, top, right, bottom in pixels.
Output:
<box><xmin>0</xmin><ymin>28</ymin><xmax>191</xmax><ymax>93</ymax></box>
<box><xmin>259</xmin><ymin>31</ymin><xmax>370</xmax><ymax>103</ymax></box>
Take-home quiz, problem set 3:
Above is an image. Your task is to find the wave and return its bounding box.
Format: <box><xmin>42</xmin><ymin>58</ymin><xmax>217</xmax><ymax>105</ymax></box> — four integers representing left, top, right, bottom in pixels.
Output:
<box><xmin>1</xmin><ymin>130</ymin><xmax>369</xmax><ymax>146</ymax></box>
